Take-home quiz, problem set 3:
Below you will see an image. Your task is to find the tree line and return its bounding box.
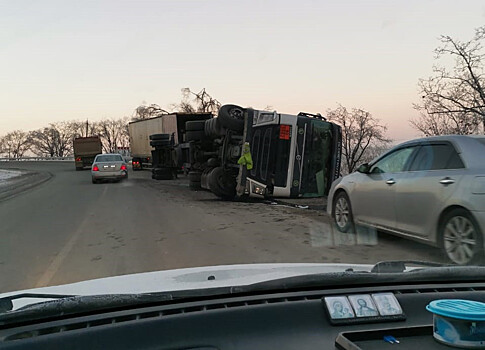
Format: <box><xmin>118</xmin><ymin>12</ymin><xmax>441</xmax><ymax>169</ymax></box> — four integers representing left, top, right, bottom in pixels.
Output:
<box><xmin>0</xmin><ymin>118</ymin><xmax>130</xmax><ymax>158</ymax></box>
<box><xmin>2</xmin><ymin>26</ymin><xmax>482</xmax><ymax>169</ymax></box>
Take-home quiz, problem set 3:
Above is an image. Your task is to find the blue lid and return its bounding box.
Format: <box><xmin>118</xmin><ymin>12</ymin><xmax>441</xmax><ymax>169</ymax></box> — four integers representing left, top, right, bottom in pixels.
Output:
<box><xmin>426</xmin><ymin>299</ymin><xmax>485</xmax><ymax>321</ymax></box>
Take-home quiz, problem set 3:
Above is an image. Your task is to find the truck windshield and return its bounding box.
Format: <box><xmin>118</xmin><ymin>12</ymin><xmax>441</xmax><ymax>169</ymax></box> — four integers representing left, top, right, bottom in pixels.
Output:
<box><xmin>301</xmin><ymin>120</ymin><xmax>332</xmax><ymax>197</ymax></box>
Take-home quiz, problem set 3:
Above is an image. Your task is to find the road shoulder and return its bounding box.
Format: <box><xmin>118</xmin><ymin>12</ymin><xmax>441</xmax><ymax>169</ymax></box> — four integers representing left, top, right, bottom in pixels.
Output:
<box><xmin>0</xmin><ymin>169</ymin><xmax>52</xmax><ymax>202</ymax></box>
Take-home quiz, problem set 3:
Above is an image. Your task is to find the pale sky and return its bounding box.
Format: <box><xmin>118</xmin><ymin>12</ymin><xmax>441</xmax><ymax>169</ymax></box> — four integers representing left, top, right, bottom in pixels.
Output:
<box><xmin>1</xmin><ymin>0</ymin><xmax>484</xmax><ymax>141</ymax></box>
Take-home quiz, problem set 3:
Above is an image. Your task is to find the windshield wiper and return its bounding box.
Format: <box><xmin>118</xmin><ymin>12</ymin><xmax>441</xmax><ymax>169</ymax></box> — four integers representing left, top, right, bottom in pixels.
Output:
<box><xmin>234</xmin><ymin>265</ymin><xmax>485</xmax><ymax>294</ymax></box>
<box><xmin>370</xmin><ymin>260</ymin><xmax>451</xmax><ymax>273</ymax></box>
<box><xmin>0</xmin><ymin>293</ymin><xmax>75</xmax><ymax>313</ymax></box>
<box><xmin>0</xmin><ymin>286</ymin><xmax>236</xmax><ymax>326</ymax></box>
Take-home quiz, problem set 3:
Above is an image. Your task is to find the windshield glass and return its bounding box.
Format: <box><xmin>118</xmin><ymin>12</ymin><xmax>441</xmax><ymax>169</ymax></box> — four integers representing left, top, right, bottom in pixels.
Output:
<box><xmin>301</xmin><ymin>120</ymin><xmax>332</xmax><ymax>197</ymax></box>
<box><xmin>1</xmin><ymin>1</ymin><xmax>485</xmax><ymax>301</ymax></box>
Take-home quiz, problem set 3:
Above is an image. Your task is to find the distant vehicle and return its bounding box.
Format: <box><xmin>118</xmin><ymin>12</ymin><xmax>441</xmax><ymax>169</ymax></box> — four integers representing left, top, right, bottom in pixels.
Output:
<box><xmin>128</xmin><ymin>113</ymin><xmax>212</xmax><ymax>170</ymax></box>
<box><xmin>327</xmin><ymin>135</ymin><xmax>485</xmax><ymax>265</ymax></box>
<box><xmin>73</xmin><ymin>136</ymin><xmax>103</xmax><ymax>170</ymax></box>
<box><xmin>91</xmin><ymin>153</ymin><xmax>128</xmax><ymax>184</ymax></box>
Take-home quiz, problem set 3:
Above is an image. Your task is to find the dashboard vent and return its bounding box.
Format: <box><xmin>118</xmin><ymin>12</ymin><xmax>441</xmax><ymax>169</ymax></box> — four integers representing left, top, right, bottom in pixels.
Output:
<box><xmin>4</xmin><ymin>295</ymin><xmax>309</xmax><ymax>341</ymax></box>
<box><xmin>393</xmin><ymin>286</ymin><xmax>485</xmax><ymax>294</ymax></box>
<box><xmin>5</xmin><ymin>284</ymin><xmax>485</xmax><ymax>341</ymax></box>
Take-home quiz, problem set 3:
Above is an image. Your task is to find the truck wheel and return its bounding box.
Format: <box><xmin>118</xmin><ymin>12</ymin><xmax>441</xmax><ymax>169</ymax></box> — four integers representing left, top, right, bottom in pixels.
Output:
<box><xmin>152</xmin><ymin>167</ymin><xmax>174</xmax><ymax>180</ymax></box>
<box><xmin>207</xmin><ymin>158</ymin><xmax>219</xmax><ymax>168</ymax></box>
<box><xmin>188</xmin><ymin>171</ymin><xmax>202</xmax><ymax>182</ymax></box>
<box><xmin>186</xmin><ymin>130</ymin><xmax>205</xmax><ymax>142</ymax></box>
<box><xmin>186</xmin><ymin>120</ymin><xmax>206</xmax><ymax>131</ymax></box>
<box><xmin>218</xmin><ymin>104</ymin><xmax>245</xmax><ymax>132</ymax></box>
<box><xmin>149</xmin><ymin>134</ymin><xmax>170</xmax><ymax>141</ymax></box>
<box><xmin>150</xmin><ymin>140</ymin><xmax>171</xmax><ymax>147</ymax></box>
<box><xmin>208</xmin><ymin>167</ymin><xmax>236</xmax><ymax>200</ymax></box>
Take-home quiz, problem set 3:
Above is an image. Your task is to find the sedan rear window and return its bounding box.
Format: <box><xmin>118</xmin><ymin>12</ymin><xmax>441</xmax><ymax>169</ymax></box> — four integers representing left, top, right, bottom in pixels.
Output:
<box><xmin>96</xmin><ymin>155</ymin><xmax>123</xmax><ymax>162</ymax></box>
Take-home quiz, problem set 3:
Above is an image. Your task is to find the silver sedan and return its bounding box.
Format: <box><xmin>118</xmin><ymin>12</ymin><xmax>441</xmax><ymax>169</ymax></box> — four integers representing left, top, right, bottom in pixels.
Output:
<box><xmin>327</xmin><ymin>135</ymin><xmax>485</xmax><ymax>265</ymax></box>
<box><xmin>91</xmin><ymin>154</ymin><xmax>128</xmax><ymax>184</ymax></box>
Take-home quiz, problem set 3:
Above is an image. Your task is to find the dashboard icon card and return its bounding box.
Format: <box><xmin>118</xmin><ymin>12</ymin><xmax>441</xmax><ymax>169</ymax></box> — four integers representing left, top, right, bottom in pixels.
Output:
<box><xmin>325</xmin><ymin>296</ymin><xmax>355</xmax><ymax>319</ymax></box>
<box><xmin>348</xmin><ymin>294</ymin><xmax>379</xmax><ymax>317</ymax></box>
<box><xmin>372</xmin><ymin>293</ymin><xmax>403</xmax><ymax>316</ymax></box>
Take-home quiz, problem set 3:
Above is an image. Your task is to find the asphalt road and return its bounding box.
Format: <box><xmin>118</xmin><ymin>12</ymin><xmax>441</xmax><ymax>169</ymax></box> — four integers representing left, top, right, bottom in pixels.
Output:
<box><xmin>0</xmin><ymin>162</ymin><xmax>444</xmax><ymax>293</ymax></box>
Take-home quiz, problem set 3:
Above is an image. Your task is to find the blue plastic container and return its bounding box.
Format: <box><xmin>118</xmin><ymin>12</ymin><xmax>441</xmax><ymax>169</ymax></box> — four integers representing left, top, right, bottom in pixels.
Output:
<box><xmin>426</xmin><ymin>299</ymin><xmax>485</xmax><ymax>348</ymax></box>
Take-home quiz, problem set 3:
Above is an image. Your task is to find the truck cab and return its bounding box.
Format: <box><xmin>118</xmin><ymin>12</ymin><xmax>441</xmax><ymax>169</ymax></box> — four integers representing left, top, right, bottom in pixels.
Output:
<box><xmin>237</xmin><ymin>109</ymin><xmax>342</xmax><ymax>199</ymax></box>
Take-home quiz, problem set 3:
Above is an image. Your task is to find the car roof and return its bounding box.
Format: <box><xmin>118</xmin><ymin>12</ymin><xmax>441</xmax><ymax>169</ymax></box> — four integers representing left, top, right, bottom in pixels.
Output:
<box><xmin>398</xmin><ymin>134</ymin><xmax>484</xmax><ymax>145</ymax></box>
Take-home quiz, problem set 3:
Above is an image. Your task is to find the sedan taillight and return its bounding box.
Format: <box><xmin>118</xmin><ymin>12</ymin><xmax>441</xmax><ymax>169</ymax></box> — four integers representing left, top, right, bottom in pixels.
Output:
<box><xmin>92</xmin><ymin>165</ymin><xmax>99</xmax><ymax>171</ymax></box>
<box><xmin>120</xmin><ymin>164</ymin><xmax>127</xmax><ymax>171</ymax></box>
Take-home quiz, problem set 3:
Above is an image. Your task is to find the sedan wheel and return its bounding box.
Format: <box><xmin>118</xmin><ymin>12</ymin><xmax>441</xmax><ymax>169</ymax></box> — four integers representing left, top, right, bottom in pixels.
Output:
<box><xmin>333</xmin><ymin>192</ymin><xmax>354</xmax><ymax>233</ymax></box>
<box><xmin>441</xmin><ymin>209</ymin><xmax>483</xmax><ymax>265</ymax></box>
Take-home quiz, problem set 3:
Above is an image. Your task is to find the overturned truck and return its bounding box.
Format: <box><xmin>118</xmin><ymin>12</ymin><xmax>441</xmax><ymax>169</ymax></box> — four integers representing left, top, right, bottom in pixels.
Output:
<box><xmin>150</xmin><ymin>105</ymin><xmax>342</xmax><ymax>200</ymax></box>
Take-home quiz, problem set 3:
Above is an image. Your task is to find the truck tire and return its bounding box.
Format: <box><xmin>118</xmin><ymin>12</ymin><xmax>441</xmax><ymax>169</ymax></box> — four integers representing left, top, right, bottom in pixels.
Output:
<box><xmin>188</xmin><ymin>171</ymin><xmax>202</xmax><ymax>182</ymax></box>
<box><xmin>152</xmin><ymin>167</ymin><xmax>174</xmax><ymax>180</ymax></box>
<box><xmin>186</xmin><ymin>130</ymin><xmax>205</xmax><ymax>142</ymax></box>
<box><xmin>218</xmin><ymin>104</ymin><xmax>245</xmax><ymax>132</ymax></box>
<box><xmin>207</xmin><ymin>158</ymin><xmax>219</xmax><ymax>168</ymax></box>
<box><xmin>149</xmin><ymin>134</ymin><xmax>170</xmax><ymax>141</ymax></box>
<box><xmin>204</xmin><ymin>118</ymin><xmax>224</xmax><ymax>138</ymax></box>
<box><xmin>208</xmin><ymin>167</ymin><xmax>236</xmax><ymax>200</ymax></box>
<box><xmin>150</xmin><ymin>140</ymin><xmax>171</xmax><ymax>147</ymax></box>
<box><xmin>186</xmin><ymin>120</ymin><xmax>206</xmax><ymax>131</ymax></box>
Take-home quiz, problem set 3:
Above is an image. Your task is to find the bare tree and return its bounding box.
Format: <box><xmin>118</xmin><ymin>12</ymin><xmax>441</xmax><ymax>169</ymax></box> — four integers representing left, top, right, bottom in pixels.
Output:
<box><xmin>412</xmin><ymin>26</ymin><xmax>485</xmax><ymax>135</ymax></box>
<box><xmin>70</xmin><ymin>120</ymin><xmax>99</xmax><ymax>138</ymax></box>
<box><xmin>97</xmin><ymin>117</ymin><xmax>129</xmax><ymax>153</ymax></box>
<box><xmin>29</xmin><ymin>122</ymin><xmax>74</xmax><ymax>157</ymax></box>
<box><xmin>177</xmin><ymin>88</ymin><xmax>221</xmax><ymax>114</ymax></box>
<box><xmin>1</xmin><ymin>130</ymin><xmax>31</xmax><ymax>158</ymax></box>
<box><xmin>132</xmin><ymin>104</ymin><xmax>168</xmax><ymax>121</ymax></box>
<box><xmin>328</xmin><ymin>105</ymin><xmax>391</xmax><ymax>175</ymax></box>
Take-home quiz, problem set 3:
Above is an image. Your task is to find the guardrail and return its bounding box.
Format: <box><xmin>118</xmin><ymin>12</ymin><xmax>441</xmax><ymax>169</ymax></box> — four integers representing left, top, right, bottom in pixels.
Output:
<box><xmin>0</xmin><ymin>157</ymin><xmax>74</xmax><ymax>162</ymax></box>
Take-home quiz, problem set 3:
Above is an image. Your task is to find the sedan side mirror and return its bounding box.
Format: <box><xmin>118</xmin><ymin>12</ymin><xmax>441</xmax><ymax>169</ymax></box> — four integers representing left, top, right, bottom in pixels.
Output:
<box><xmin>357</xmin><ymin>163</ymin><xmax>370</xmax><ymax>174</ymax></box>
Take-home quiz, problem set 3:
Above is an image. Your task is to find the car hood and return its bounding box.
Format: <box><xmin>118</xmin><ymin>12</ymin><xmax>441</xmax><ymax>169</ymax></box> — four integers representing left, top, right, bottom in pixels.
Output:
<box><xmin>1</xmin><ymin>263</ymin><xmax>372</xmax><ymax>309</ymax></box>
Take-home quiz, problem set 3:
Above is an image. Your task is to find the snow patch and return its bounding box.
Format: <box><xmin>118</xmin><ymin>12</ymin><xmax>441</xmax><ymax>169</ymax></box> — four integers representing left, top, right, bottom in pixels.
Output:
<box><xmin>0</xmin><ymin>169</ymin><xmax>23</xmax><ymax>185</ymax></box>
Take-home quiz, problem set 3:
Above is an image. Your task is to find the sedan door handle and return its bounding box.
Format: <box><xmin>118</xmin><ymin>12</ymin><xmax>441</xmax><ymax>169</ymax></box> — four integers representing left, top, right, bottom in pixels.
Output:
<box><xmin>440</xmin><ymin>177</ymin><xmax>455</xmax><ymax>185</ymax></box>
<box><xmin>386</xmin><ymin>179</ymin><xmax>396</xmax><ymax>185</ymax></box>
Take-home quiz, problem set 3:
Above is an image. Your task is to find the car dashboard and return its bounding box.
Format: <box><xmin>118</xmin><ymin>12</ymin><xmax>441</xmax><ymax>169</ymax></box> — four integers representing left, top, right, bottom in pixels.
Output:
<box><xmin>2</xmin><ymin>281</ymin><xmax>485</xmax><ymax>349</ymax></box>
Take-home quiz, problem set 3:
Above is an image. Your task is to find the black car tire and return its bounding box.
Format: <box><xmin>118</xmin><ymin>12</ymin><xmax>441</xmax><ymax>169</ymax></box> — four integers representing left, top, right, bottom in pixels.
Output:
<box><xmin>218</xmin><ymin>104</ymin><xmax>245</xmax><ymax>132</ymax></box>
<box><xmin>186</xmin><ymin>120</ymin><xmax>206</xmax><ymax>131</ymax></box>
<box><xmin>332</xmin><ymin>191</ymin><xmax>354</xmax><ymax>233</ymax></box>
<box><xmin>186</xmin><ymin>130</ymin><xmax>205</xmax><ymax>142</ymax></box>
<box><xmin>92</xmin><ymin>178</ymin><xmax>98</xmax><ymax>184</ymax></box>
<box><xmin>439</xmin><ymin>208</ymin><xmax>484</xmax><ymax>265</ymax></box>
<box><xmin>76</xmin><ymin>167</ymin><xmax>83</xmax><ymax>171</ymax></box>
<box><xmin>149</xmin><ymin>134</ymin><xmax>170</xmax><ymax>141</ymax></box>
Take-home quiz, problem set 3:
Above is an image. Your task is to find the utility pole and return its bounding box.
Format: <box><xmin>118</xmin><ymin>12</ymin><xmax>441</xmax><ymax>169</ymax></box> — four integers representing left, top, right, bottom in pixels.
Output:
<box><xmin>86</xmin><ymin>119</ymin><xmax>89</xmax><ymax>136</ymax></box>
